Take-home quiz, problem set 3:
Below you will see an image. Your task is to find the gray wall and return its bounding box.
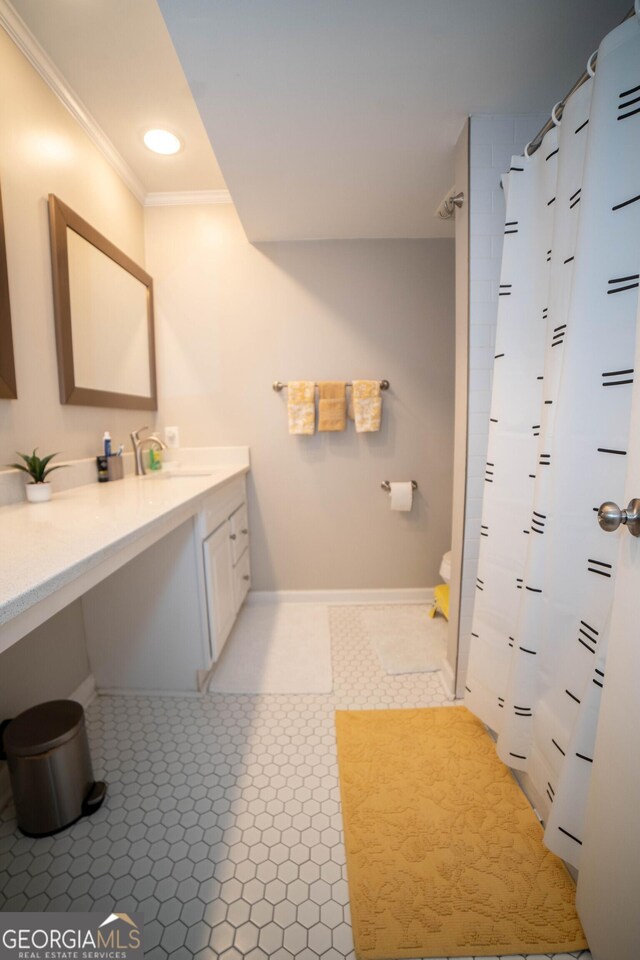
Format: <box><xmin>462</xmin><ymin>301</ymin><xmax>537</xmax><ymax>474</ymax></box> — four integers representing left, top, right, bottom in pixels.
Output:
<box><xmin>0</xmin><ymin>27</ymin><xmax>154</xmax><ymax>468</ymax></box>
<box><xmin>0</xmin><ymin>27</ymin><xmax>152</xmax><ymax>725</ymax></box>
<box><xmin>0</xmin><ymin>603</ymin><xmax>90</xmax><ymax>716</ymax></box>
<box><xmin>145</xmin><ymin>203</ymin><xmax>455</xmax><ymax>590</ymax></box>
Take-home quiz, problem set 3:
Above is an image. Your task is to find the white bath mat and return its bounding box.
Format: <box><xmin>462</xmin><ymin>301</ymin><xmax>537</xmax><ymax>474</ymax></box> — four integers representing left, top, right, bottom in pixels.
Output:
<box><xmin>362</xmin><ymin>604</ymin><xmax>447</xmax><ymax>675</ymax></box>
<box><xmin>208</xmin><ymin>602</ymin><xmax>333</xmax><ymax>694</ymax></box>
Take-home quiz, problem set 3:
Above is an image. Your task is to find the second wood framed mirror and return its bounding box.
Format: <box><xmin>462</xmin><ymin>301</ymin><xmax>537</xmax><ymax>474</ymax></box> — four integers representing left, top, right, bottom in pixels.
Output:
<box><xmin>0</xmin><ymin>180</ymin><xmax>17</xmax><ymax>400</ymax></box>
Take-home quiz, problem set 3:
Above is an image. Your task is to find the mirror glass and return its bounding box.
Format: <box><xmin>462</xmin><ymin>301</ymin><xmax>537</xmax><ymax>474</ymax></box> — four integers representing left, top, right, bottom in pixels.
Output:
<box><xmin>49</xmin><ymin>195</ymin><xmax>157</xmax><ymax>410</ymax></box>
<box><xmin>67</xmin><ymin>228</ymin><xmax>151</xmax><ymax>397</ymax></box>
<box><xmin>0</xmin><ymin>181</ymin><xmax>17</xmax><ymax>400</ymax></box>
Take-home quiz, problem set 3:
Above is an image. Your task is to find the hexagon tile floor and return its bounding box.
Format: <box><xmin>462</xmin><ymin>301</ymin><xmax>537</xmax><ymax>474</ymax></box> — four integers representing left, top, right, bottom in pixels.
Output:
<box><xmin>0</xmin><ymin>604</ymin><xmax>592</xmax><ymax>960</ymax></box>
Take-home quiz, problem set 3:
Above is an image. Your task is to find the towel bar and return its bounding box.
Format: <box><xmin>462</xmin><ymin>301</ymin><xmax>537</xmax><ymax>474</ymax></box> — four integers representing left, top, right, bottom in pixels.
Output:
<box><xmin>273</xmin><ymin>379</ymin><xmax>390</xmax><ymax>392</ymax></box>
<box><xmin>381</xmin><ymin>481</ymin><xmax>418</xmax><ymax>492</ymax></box>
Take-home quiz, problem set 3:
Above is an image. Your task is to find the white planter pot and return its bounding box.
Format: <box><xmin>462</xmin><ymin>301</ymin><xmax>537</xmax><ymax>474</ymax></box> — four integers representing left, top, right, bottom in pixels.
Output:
<box><xmin>25</xmin><ymin>482</ymin><xmax>52</xmax><ymax>503</ymax></box>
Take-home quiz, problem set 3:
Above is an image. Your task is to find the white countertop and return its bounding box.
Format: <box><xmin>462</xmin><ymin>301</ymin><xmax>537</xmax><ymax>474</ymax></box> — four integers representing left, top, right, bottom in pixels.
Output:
<box><xmin>0</xmin><ymin>459</ymin><xmax>248</xmax><ymax>631</ymax></box>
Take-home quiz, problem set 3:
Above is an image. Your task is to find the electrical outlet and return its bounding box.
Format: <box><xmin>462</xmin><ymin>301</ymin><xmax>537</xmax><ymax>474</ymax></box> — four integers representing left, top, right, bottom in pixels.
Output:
<box><xmin>165</xmin><ymin>426</ymin><xmax>180</xmax><ymax>449</ymax></box>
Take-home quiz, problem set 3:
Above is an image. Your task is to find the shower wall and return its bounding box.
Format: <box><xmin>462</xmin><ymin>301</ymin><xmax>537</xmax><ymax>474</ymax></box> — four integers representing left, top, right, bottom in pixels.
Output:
<box><xmin>455</xmin><ymin>113</ymin><xmax>547</xmax><ymax>696</ymax></box>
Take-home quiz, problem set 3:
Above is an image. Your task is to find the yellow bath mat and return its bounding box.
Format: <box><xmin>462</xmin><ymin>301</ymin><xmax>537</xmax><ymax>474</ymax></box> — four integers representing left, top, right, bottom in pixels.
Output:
<box><xmin>335</xmin><ymin>706</ymin><xmax>587</xmax><ymax>959</ymax></box>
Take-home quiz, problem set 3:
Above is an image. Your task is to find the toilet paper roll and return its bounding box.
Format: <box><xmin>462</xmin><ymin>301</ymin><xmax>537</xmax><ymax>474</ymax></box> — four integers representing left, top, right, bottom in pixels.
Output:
<box><xmin>389</xmin><ymin>481</ymin><xmax>413</xmax><ymax>512</ymax></box>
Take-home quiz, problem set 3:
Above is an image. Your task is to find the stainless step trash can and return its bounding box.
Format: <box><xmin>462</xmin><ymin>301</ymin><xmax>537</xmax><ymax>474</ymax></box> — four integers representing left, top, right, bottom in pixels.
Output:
<box><xmin>2</xmin><ymin>700</ymin><xmax>106</xmax><ymax>836</ymax></box>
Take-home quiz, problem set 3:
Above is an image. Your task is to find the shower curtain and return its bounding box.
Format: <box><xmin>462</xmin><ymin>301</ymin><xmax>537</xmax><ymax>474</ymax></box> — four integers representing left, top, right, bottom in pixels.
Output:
<box><xmin>464</xmin><ymin>12</ymin><xmax>640</xmax><ymax>869</ymax></box>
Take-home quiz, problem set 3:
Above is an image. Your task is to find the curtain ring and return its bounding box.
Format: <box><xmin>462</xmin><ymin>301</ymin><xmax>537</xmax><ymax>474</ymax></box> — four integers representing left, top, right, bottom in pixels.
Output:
<box><xmin>551</xmin><ymin>102</ymin><xmax>563</xmax><ymax>126</ymax></box>
<box><xmin>587</xmin><ymin>51</ymin><xmax>597</xmax><ymax>77</ymax></box>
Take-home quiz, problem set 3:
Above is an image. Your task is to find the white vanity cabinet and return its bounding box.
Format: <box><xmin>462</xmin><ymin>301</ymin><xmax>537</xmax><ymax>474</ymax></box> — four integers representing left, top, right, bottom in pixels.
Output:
<box><xmin>82</xmin><ymin>473</ymin><xmax>250</xmax><ymax>693</ymax></box>
<box><xmin>201</xmin><ymin>478</ymin><xmax>251</xmax><ymax>660</ymax></box>
<box><xmin>203</xmin><ymin>523</ymin><xmax>236</xmax><ymax>658</ymax></box>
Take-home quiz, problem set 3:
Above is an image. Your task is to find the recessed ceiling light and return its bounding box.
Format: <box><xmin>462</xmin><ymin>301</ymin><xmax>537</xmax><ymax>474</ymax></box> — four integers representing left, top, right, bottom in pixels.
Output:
<box><xmin>143</xmin><ymin>129</ymin><xmax>182</xmax><ymax>155</ymax></box>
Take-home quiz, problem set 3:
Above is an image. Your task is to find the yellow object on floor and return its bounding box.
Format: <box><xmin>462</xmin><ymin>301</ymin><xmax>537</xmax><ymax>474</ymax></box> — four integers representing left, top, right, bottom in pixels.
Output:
<box><xmin>428</xmin><ymin>583</ymin><xmax>450</xmax><ymax>620</ymax></box>
<box><xmin>335</xmin><ymin>706</ymin><xmax>588</xmax><ymax>959</ymax></box>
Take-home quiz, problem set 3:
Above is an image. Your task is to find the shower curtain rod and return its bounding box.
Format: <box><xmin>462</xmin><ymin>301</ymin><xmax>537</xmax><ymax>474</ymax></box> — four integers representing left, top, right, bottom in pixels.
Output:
<box><xmin>526</xmin><ymin>4</ymin><xmax>635</xmax><ymax>156</ymax></box>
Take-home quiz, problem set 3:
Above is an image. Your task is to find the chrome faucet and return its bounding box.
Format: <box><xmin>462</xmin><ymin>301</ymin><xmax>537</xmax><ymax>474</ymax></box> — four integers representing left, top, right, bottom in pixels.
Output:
<box><xmin>130</xmin><ymin>426</ymin><xmax>167</xmax><ymax>476</ymax></box>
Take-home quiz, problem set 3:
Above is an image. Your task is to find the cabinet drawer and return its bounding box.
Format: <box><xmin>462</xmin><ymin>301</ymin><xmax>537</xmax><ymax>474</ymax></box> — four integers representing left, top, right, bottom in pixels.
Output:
<box><xmin>229</xmin><ymin>502</ymin><xmax>249</xmax><ymax>565</ymax></box>
<box><xmin>233</xmin><ymin>550</ymin><xmax>251</xmax><ymax>613</ymax></box>
<box><xmin>202</xmin><ymin>477</ymin><xmax>245</xmax><ymax>538</ymax></box>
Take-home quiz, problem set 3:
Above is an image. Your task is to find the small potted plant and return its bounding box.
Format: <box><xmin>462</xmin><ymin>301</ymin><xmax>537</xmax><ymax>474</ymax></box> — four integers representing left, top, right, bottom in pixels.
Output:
<box><xmin>10</xmin><ymin>449</ymin><xmax>66</xmax><ymax>502</ymax></box>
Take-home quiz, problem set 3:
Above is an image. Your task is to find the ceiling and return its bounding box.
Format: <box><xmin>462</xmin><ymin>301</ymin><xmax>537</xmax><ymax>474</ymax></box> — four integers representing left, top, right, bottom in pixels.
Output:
<box><xmin>8</xmin><ymin>0</ymin><xmax>226</xmax><ymax>194</ymax></box>
<box><xmin>6</xmin><ymin>0</ymin><xmax>630</xmax><ymax>239</ymax></box>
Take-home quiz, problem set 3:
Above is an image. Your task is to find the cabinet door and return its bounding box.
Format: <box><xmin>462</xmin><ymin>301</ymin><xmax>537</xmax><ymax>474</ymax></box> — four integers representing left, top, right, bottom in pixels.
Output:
<box><xmin>229</xmin><ymin>502</ymin><xmax>250</xmax><ymax>565</ymax></box>
<box><xmin>233</xmin><ymin>549</ymin><xmax>251</xmax><ymax>614</ymax></box>
<box><xmin>203</xmin><ymin>521</ymin><xmax>236</xmax><ymax>660</ymax></box>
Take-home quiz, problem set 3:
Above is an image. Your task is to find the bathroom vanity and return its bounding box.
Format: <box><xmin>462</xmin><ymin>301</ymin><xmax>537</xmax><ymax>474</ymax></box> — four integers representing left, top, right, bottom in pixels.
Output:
<box><xmin>0</xmin><ymin>448</ymin><xmax>251</xmax><ymax>693</ymax></box>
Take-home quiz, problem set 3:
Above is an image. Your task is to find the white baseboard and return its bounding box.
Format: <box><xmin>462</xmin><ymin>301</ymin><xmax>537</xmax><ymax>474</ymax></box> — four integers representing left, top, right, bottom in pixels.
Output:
<box><xmin>0</xmin><ymin>673</ymin><xmax>98</xmax><ymax>813</ymax></box>
<box><xmin>439</xmin><ymin>658</ymin><xmax>457</xmax><ymax>700</ymax></box>
<box><xmin>70</xmin><ymin>673</ymin><xmax>97</xmax><ymax>709</ymax></box>
<box><xmin>247</xmin><ymin>587</ymin><xmax>435</xmax><ymax>605</ymax></box>
<box><xmin>97</xmin><ymin>687</ymin><xmax>203</xmax><ymax>698</ymax></box>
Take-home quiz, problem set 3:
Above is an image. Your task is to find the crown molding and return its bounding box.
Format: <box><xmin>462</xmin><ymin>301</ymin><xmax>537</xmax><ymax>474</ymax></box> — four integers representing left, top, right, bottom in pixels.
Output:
<box><xmin>144</xmin><ymin>190</ymin><xmax>233</xmax><ymax>207</ymax></box>
<box><xmin>0</xmin><ymin>0</ymin><xmax>146</xmax><ymax>204</ymax></box>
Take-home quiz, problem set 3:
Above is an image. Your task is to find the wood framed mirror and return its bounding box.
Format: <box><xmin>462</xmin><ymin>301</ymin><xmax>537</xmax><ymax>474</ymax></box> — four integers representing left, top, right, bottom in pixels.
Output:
<box><xmin>48</xmin><ymin>194</ymin><xmax>157</xmax><ymax>410</ymax></box>
<box><xmin>0</xmin><ymin>180</ymin><xmax>17</xmax><ymax>400</ymax></box>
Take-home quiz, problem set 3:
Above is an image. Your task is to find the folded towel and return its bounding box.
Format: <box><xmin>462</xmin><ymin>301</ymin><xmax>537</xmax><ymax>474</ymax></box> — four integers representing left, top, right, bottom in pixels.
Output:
<box><xmin>288</xmin><ymin>381</ymin><xmax>316</xmax><ymax>435</ymax></box>
<box><xmin>318</xmin><ymin>381</ymin><xmax>346</xmax><ymax>432</ymax></box>
<box><xmin>352</xmin><ymin>380</ymin><xmax>382</xmax><ymax>433</ymax></box>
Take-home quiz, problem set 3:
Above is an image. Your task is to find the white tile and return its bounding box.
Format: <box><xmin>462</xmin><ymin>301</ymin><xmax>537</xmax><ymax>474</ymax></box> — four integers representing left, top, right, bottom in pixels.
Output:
<box><xmin>469</xmin><ymin>367</ymin><xmax>492</xmax><ymax>394</ymax></box>
<box><xmin>470</xmin><ymin>301</ymin><xmax>499</xmax><ymax>328</ymax></box>
<box><xmin>470</xmin><ymin>346</ymin><xmax>497</xmax><ymax>372</ymax></box>
<box><xmin>468</xmin><ymin>388</ymin><xmax>493</xmax><ymax>414</ymax></box>
<box><xmin>470</xmin><ymin>166</ymin><xmax>505</xmax><ymax>194</ymax></box>
<box><xmin>470</xmin><ymin>234</ymin><xmax>493</xmax><ymax>260</ymax></box>
<box><xmin>469</xmin><ymin>412</ymin><xmax>489</xmax><ymax>436</ymax></box>
<box><xmin>470</xmin><ymin>256</ymin><xmax>502</xmax><ymax>282</ymax></box>
<box><xmin>471</xmin><ymin>143</ymin><xmax>493</xmax><ymax>168</ymax></box>
<box><xmin>0</xmin><ymin>603</ymin><xmax>578</xmax><ymax>960</ymax></box>
<box><xmin>470</xmin><ymin>188</ymin><xmax>493</xmax><ymax>214</ymax></box>
<box><xmin>470</xmin><ymin>278</ymin><xmax>494</xmax><ymax>303</ymax></box>
<box><xmin>471</xmin><ymin>115</ymin><xmax>516</xmax><ymax>145</ymax></box>
<box><xmin>464</xmin><ymin>538</ymin><xmax>480</xmax><ymax>561</ymax></box>
<box><xmin>471</xmin><ymin>210</ymin><xmax>506</xmax><ymax>237</ymax></box>
<box><xmin>492</xmin><ymin>141</ymin><xmax>518</xmax><ymax>171</ymax></box>
<box><xmin>492</xmin><ymin>234</ymin><xmax>506</xmax><ymax>260</ymax></box>
<box><xmin>469</xmin><ymin>323</ymin><xmax>494</xmax><ymax>347</ymax></box>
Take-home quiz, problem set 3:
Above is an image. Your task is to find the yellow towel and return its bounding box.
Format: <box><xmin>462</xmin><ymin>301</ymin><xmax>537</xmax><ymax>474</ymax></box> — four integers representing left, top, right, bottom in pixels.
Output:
<box><xmin>288</xmin><ymin>381</ymin><xmax>315</xmax><ymax>435</ymax></box>
<box><xmin>352</xmin><ymin>380</ymin><xmax>382</xmax><ymax>433</ymax></box>
<box><xmin>318</xmin><ymin>382</ymin><xmax>346</xmax><ymax>432</ymax></box>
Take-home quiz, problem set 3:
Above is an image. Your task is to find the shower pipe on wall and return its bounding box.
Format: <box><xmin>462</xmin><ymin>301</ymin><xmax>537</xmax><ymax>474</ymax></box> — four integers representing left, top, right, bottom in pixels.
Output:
<box><xmin>526</xmin><ymin>4</ymin><xmax>636</xmax><ymax>156</ymax></box>
<box><xmin>436</xmin><ymin>191</ymin><xmax>465</xmax><ymax>221</ymax></box>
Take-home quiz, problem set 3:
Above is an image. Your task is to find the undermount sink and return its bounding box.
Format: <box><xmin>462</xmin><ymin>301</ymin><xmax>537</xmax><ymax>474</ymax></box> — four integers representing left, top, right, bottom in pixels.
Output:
<box><xmin>146</xmin><ymin>465</ymin><xmax>219</xmax><ymax>479</ymax></box>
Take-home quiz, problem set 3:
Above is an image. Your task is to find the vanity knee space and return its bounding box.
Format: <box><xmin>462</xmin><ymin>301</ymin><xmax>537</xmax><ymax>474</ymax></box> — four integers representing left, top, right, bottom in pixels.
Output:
<box><xmin>81</xmin><ymin>473</ymin><xmax>251</xmax><ymax>694</ymax></box>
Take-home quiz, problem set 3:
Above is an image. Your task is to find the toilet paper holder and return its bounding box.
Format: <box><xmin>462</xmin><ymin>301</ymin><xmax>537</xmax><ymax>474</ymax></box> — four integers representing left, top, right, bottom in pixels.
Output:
<box><xmin>381</xmin><ymin>480</ymin><xmax>418</xmax><ymax>492</ymax></box>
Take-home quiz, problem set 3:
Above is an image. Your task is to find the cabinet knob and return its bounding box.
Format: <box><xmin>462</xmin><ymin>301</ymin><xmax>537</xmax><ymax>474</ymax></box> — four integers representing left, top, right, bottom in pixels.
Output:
<box><xmin>229</xmin><ymin>533</ymin><xmax>237</xmax><ymax>540</ymax></box>
<box><xmin>243</xmin><ymin>574</ymin><xmax>250</xmax><ymax>581</ymax></box>
<box><xmin>241</xmin><ymin>528</ymin><xmax>248</xmax><ymax>535</ymax></box>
